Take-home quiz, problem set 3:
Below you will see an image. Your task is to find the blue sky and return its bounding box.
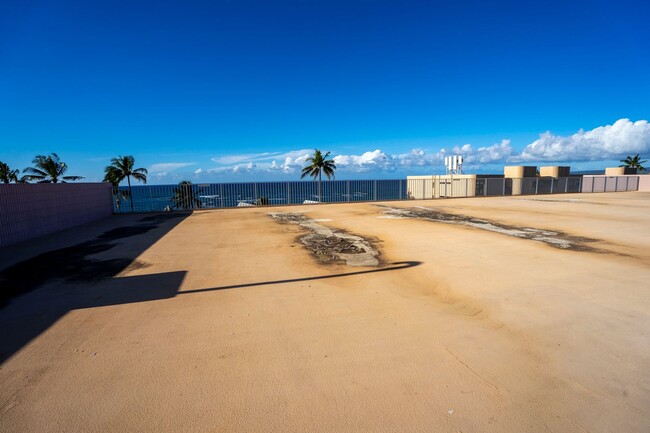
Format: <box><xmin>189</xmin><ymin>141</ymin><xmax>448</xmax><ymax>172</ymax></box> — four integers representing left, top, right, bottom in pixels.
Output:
<box><xmin>1</xmin><ymin>0</ymin><xmax>649</xmax><ymax>184</ymax></box>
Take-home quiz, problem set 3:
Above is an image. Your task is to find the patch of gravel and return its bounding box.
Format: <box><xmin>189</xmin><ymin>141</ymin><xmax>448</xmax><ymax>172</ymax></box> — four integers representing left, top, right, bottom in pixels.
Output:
<box><xmin>270</xmin><ymin>213</ymin><xmax>381</xmax><ymax>266</ymax></box>
<box><xmin>378</xmin><ymin>205</ymin><xmax>599</xmax><ymax>252</ymax></box>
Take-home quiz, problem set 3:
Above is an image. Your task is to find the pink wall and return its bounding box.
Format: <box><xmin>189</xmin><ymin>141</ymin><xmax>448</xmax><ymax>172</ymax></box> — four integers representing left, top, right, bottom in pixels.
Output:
<box><xmin>580</xmin><ymin>175</ymin><xmax>640</xmax><ymax>193</ymax></box>
<box><xmin>0</xmin><ymin>183</ymin><xmax>113</xmax><ymax>247</ymax></box>
<box><xmin>638</xmin><ymin>175</ymin><xmax>650</xmax><ymax>191</ymax></box>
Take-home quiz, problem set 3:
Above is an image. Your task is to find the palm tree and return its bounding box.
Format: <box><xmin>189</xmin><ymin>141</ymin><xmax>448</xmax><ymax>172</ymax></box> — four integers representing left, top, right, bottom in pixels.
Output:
<box><xmin>103</xmin><ymin>166</ymin><xmax>130</xmax><ymax>210</ymax></box>
<box><xmin>171</xmin><ymin>181</ymin><xmax>203</xmax><ymax>210</ymax></box>
<box><xmin>300</xmin><ymin>149</ymin><xmax>336</xmax><ymax>202</ymax></box>
<box><xmin>0</xmin><ymin>161</ymin><xmax>20</xmax><ymax>183</ymax></box>
<box><xmin>23</xmin><ymin>153</ymin><xmax>84</xmax><ymax>183</ymax></box>
<box><xmin>104</xmin><ymin>156</ymin><xmax>148</xmax><ymax>213</ymax></box>
<box><xmin>619</xmin><ymin>154</ymin><xmax>647</xmax><ymax>172</ymax></box>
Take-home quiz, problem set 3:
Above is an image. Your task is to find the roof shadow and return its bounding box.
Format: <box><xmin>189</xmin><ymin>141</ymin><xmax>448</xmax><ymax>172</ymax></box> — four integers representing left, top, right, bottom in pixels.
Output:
<box><xmin>0</xmin><ymin>211</ymin><xmax>422</xmax><ymax>365</ymax></box>
<box><xmin>0</xmin><ymin>271</ymin><xmax>186</xmax><ymax>364</ymax></box>
<box><xmin>0</xmin><ymin>212</ymin><xmax>190</xmax><ymax>364</ymax></box>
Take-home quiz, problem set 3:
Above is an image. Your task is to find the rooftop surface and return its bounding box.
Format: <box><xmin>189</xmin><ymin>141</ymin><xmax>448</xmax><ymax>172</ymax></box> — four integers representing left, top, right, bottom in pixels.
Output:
<box><xmin>1</xmin><ymin>192</ymin><xmax>649</xmax><ymax>432</ymax></box>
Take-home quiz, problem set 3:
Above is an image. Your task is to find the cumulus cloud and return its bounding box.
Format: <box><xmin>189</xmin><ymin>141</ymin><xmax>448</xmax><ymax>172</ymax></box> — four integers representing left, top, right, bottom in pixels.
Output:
<box><xmin>450</xmin><ymin>140</ymin><xmax>515</xmax><ymax>164</ymax></box>
<box><xmin>333</xmin><ymin>148</ymin><xmax>443</xmax><ymax>172</ymax></box>
<box><xmin>334</xmin><ymin>149</ymin><xmax>390</xmax><ymax>169</ymax></box>
<box><xmin>519</xmin><ymin>118</ymin><xmax>650</xmax><ymax>162</ymax></box>
<box><xmin>194</xmin><ymin>168</ymin><xmax>203</xmax><ymax>174</ymax></box>
<box><xmin>394</xmin><ymin>149</ymin><xmax>431</xmax><ymax>167</ymax></box>
<box><xmin>148</xmin><ymin>162</ymin><xmax>195</xmax><ymax>173</ymax></box>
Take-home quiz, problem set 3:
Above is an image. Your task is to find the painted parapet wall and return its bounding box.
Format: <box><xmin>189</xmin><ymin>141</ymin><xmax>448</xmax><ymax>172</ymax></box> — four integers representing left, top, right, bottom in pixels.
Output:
<box><xmin>0</xmin><ymin>183</ymin><xmax>113</xmax><ymax>247</ymax></box>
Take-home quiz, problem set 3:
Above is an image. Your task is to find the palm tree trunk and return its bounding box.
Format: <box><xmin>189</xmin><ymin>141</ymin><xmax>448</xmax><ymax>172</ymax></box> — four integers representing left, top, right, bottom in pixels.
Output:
<box><xmin>318</xmin><ymin>171</ymin><xmax>322</xmax><ymax>203</ymax></box>
<box><xmin>128</xmin><ymin>176</ymin><xmax>134</xmax><ymax>213</ymax></box>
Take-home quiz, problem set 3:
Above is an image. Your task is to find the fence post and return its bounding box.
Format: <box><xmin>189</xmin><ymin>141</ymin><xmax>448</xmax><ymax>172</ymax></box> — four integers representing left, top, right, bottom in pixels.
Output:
<box><xmin>399</xmin><ymin>180</ymin><xmax>402</xmax><ymax>200</ymax></box>
<box><xmin>484</xmin><ymin>179</ymin><xmax>487</xmax><ymax>197</ymax></box>
<box><xmin>535</xmin><ymin>178</ymin><xmax>538</xmax><ymax>195</ymax></box>
<box><xmin>615</xmin><ymin>177</ymin><xmax>618</xmax><ymax>191</ymax></box>
<box><xmin>564</xmin><ymin>177</ymin><xmax>568</xmax><ymax>193</ymax></box>
<box><xmin>502</xmin><ymin>179</ymin><xmax>505</xmax><ymax>196</ymax></box>
<box><xmin>287</xmin><ymin>182</ymin><xmax>291</xmax><ymax>205</ymax></box>
<box><xmin>626</xmin><ymin>176</ymin><xmax>629</xmax><ymax>191</ymax></box>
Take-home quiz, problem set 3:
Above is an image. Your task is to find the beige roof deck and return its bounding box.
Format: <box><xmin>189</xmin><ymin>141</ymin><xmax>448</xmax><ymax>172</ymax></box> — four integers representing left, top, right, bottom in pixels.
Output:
<box><xmin>1</xmin><ymin>192</ymin><xmax>649</xmax><ymax>433</ymax></box>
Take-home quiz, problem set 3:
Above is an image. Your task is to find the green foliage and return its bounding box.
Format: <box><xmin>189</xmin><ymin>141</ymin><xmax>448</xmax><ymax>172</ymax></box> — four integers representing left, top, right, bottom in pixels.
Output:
<box><xmin>171</xmin><ymin>181</ymin><xmax>203</xmax><ymax>210</ymax></box>
<box><xmin>23</xmin><ymin>153</ymin><xmax>84</xmax><ymax>183</ymax></box>
<box><xmin>256</xmin><ymin>196</ymin><xmax>269</xmax><ymax>206</ymax></box>
<box><xmin>619</xmin><ymin>154</ymin><xmax>647</xmax><ymax>172</ymax></box>
<box><xmin>300</xmin><ymin>149</ymin><xmax>336</xmax><ymax>181</ymax></box>
<box><xmin>301</xmin><ymin>149</ymin><xmax>337</xmax><ymax>202</ymax></box>
<box><xmin>104</xmin><ymin>155</ymin><xmax>148</xmax><ymax>212</ymax></box>
<box><xmin>0</xmin><ymin>161</ymin><xmax>20</xmax><ymax>183</ymax></box>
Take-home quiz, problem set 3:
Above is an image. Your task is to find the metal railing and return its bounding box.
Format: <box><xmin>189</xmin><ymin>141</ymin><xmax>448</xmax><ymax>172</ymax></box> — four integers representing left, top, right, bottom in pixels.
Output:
<box><xmin>112</xmin><ymin>179</ymin><xmax>407</xmax><ymax>213</ymax></box>
<box><xmin>111</xmin><ymin>176</ymin><xmax>640</xmax><ymax>213</ymax></box>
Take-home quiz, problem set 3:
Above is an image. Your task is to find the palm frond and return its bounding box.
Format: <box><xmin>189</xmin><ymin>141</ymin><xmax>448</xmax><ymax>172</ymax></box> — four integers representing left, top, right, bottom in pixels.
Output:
<box><xmin>23</xmin><ymin>167</ymin><xmax>48</xmax><ymax>176</ymax></box>
<box><xmin>24</xmin><ymin>153</ymin><xmax>80</xmax><ymax>183</ymax></box>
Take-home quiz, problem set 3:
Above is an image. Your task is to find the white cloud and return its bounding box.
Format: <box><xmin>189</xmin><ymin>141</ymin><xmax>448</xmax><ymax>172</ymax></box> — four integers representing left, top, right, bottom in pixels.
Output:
<box><xmin>519</xmin><ymin>118</ymin><xmax>650</xmax><ymax>162</ymax></box>
<box><xmin>148</xmin><ymin>162</ymin><xmax>195</xmax><ymax>173</ymax></box>
<box><xmin>208</xmin><ymin>149</ymin><xmax>313</xmax><ymax>175</ymax></box>
<box><xmin>450</xmin><ymin>140</ymin><xmax>515</xmax><ymax>164</ymax></box>
<box><xmin>194</xmin><ymin>168</ymin><xmax>203</xmax><ymax>174</ymax></box>
<box><xmin>334</xmin><ymin>149</ymin><xmax>390</xmax><ymax>169</ymax></box>
<box><xmin>232</xmin><ymin>162</ymin><xmax>256</xmax><ymax>173</ymax></box>
<box><xmin>212</xmin><ymin>152</ymin><xmax>280</xmax><ymax>165</ymax></box>
<box><xmin>333</xmin><ymin>148</ymin><xmax>442</xmax><ymax>172</ymax></box>
<box><xmin>395</xmin><ymin>149</ymin><xmax>430</xmax><ymax>167</ymax></box>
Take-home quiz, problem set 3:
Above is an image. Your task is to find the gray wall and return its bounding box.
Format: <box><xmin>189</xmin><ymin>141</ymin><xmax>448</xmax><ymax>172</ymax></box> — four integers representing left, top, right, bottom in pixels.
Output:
<box><xmin>0</xmin><ymin>183</ymin><xmax>113</xmax><ymax>247</ymax></box>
